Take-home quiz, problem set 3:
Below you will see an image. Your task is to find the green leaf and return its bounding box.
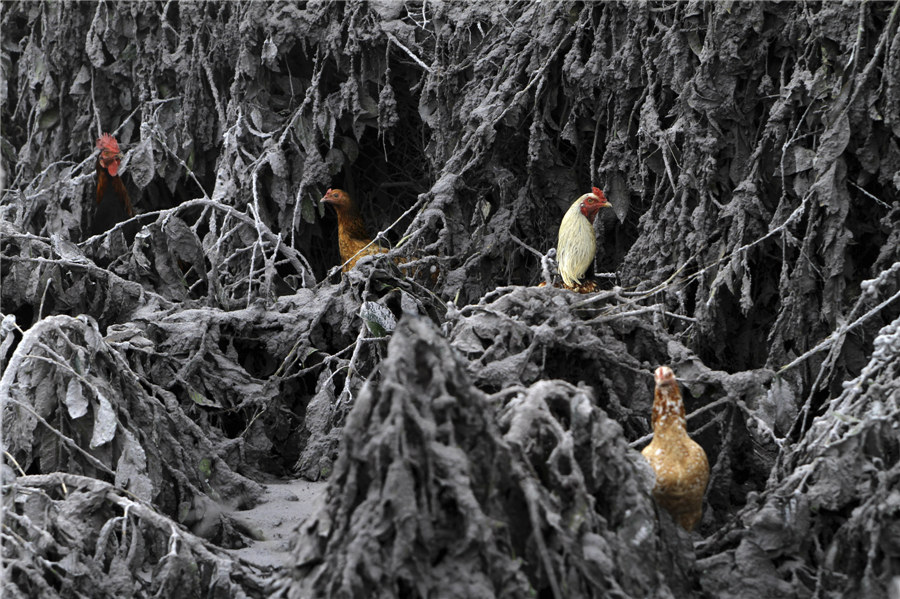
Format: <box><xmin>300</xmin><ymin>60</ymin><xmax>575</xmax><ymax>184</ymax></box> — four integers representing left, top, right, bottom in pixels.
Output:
<box><xmin>39</xmin><ymin>108</ymin><xmax>59</xmax><ymax>130</ymax></box>
<box><xmin>189</xmin><ymin>386</ymin><xmax>223</xmax><ymax>408</ymax></box>
<box><xmin>359</xmin><ymin>301</ymin><xmax>397</xmax><ymax>337</ymax></box>
<box><xmin>198</xmin><ymin>457</ymin><xmax>212</xmax><ymax>480</ymax></box>
<box><xmin>301</xmin><ymin>193</ymin><xmax>316</xmax><ymax>223</ymax></box>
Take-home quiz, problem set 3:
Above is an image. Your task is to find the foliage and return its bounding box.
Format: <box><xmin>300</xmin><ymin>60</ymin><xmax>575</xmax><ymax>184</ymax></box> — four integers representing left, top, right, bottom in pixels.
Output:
<box><xmin>2</xmin><ymin>1</ymin><xmax>900</xmax><ymax>597</ymax></box>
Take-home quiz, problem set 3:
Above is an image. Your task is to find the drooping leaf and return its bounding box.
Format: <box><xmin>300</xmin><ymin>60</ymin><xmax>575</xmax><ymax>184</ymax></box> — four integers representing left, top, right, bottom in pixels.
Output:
<box><xmin>65</xmin><ymin>378</ymin><xmax>88</xmax><ymax>419</ymax></box>
<box><xmin>127</xmin><ymin>139</ymin><xmax>156</xmax><ymax>189</ymax></box>
<box><xmin>89</xmin><ymin>392</ymin><xmax>118</xmax><ymax>449</ymax></box>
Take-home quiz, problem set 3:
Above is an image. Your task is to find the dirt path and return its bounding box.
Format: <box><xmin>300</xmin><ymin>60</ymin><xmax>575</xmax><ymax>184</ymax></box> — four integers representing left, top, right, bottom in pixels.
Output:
<box><xmin>229</xmin><ymin>478</ymin><xmax>328</xmax><ymax>569</ymax></box>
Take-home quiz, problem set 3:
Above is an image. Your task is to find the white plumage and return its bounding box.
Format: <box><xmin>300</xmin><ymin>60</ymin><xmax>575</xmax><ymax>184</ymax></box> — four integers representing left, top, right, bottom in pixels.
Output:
<box><xmin>557</xmin><ymin>193</ymin><xmax>599</xmax><ymax>287</ymax></box>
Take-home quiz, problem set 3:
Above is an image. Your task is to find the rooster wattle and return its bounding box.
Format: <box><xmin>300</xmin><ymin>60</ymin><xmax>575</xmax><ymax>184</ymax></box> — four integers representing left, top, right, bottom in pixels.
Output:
<box><xmin>90</xmin><ymin>133</ymin><xmax>134</xmax><ymax>236</ymax></box>
<box><xmin>555</xmin><ymin>186</ymin><xmax>611</xmax><ymax>292</ymax></box>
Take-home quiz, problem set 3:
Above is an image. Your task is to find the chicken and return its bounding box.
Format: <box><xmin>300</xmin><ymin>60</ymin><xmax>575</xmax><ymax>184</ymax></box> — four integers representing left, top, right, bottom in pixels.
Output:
<box><xmin>641</xmin><ymin>365</ymin><xmax>709</xmax><ymax>531</ymax></box>
<box><xmin>320</xmin><ymin>188</ymin><xmax>390</xmax><ymax>272</ymax></box>
<box><xmin>90</xmin><ymin>133</ymin><xmax>134</xmax><ymax>236</ymax></box>
<box><xmin>555</xmin><ymin>187</ymin><xmax>611</xmax><ymax>292</ymax></box>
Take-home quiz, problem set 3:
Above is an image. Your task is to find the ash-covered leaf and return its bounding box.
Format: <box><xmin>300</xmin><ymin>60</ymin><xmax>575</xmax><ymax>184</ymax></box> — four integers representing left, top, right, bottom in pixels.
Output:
<box><xmin>295</xmin><ymin>369</ymin><xmax>338</xmax><ymax>481</ymax></box>
<box><xmin>188</xmin><ymin>386</ymin><xmax>223</xmax><ymax>409</ymax></box>
<box><xmin>130</xmin><ymin>227</ymin><xmax>153</xmax><ymax>272</ymax></box>
<box><xmin>378</xmin><ymin>78</ymin><xmax>399</xmax><ymax>131</ymax></box>
<box><xmin>51</xmin><ymin>234</ymin><xmax>89</xmax><ymax>264</ymax></box>
<box><xmin>163</xmin><ymin>216</ymin><xmax>203</xmax><ymax>263</ymax></box>
<box><xmin>300</xmin><ymin>192</ymin><xmax>316</xmax><ymax>224</ymax></box>
<box><xmin>267</xmin><ymin>146</ymin><xmax>289</xmax><ymax>178</ymax></box>
<box><xmin>89</xmin><ymin>392</ymin><xmax>117</xmax><ymax>449</ymax></box>
<box><xmin>359</xmin><ymin>301</ymin><xmax>396</xmax><ymax>337</ymax></box>
<box><xmin>126</xmin><ymin>139</ymin><xmax>156</xmax><ymax>189</ymax></box>
<box><xmin>65</xmin><ymin>378</ymin><xmax>88</xmax><ymax>419</ymax></box>
<box><xmin>261</xmin><ymin>35</ymin><xmax>279</xmax><ymax>70</ymax></box>
<box><xmin>114</xmin><ymin>430</ymin><xmax>153</xmax><ymax>501</ymax></box>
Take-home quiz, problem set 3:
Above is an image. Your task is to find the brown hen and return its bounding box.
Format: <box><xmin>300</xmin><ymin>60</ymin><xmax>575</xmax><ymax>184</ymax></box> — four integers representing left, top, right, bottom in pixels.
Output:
<box><xmin>320</xmin><ymin>188</ymin><xmax>390</xmax><ymax>272</ymax></box>
<box><xmin>641</xmin><ymin>365</ymin><xmax>709</xmax><ymax>531</ymax></box>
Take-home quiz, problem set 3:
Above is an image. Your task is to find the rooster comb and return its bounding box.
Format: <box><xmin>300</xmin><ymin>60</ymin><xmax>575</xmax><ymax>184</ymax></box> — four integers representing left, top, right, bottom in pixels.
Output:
<box><xmin>591</xmin><ymin>186</ymin><xmax>606</xmax><ymax>200</ymax></box>
<box><xmin>96</xmin><ymin>133</ymin><xmax>120</xmax><ymax>153</ymax></box>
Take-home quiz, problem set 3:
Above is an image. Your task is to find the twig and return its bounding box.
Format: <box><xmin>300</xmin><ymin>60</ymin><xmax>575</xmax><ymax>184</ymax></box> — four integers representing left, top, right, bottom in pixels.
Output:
<box><xmin>1</xmin><ymin>396</ymin><xmax>116</xmax><ymax>476</ymax></box>
<box><xmin>848</xmin><ymin>179</ymin><xmax>891</xmax><ymax>209</ymax></box>
<box><xmin>779</xmin><ymin>286</ymin><xmax>900</xmax><ymax>374</ymax></box>
<box><xmin>149</xmin><ymin>123</ymin><xmax>211</xmax><ymax>200</ymax></box>
<box><xmin>508</xmin><ymin>233</ymin><xmax>544</xmax><ymax>259</ymax></box>
<box><xmin>573</xmin><ymin>254</ymin><xmax>696</xmax><ymax>308</ymax></box>
<box><xmin>246</xmin><ymin>169</ymin><xmax>268</xmax><ymax>306</ymax></box>
<box><xmin>587</xmin><ymin>304</ymin><xmax>697</xmax><ymax>324</ymax></box>
<box><xmin>319</xmin><ymin>192</ymin><xmax>430</xmax><ymax>288</ymax></box>
<box><xmin>589</xmin><ymin>108</ymin><xmax>603</xmax><ymax>184</ymax></box>
<box><xmin>333</xmin><ymin>322</ymin><xmax>373</xmax><ymax>409</ymax></box>
<box><xmin>90</xmin><ymin>63</ymin><xmax>102</xmax><ymax>137</ymax></box>
<box><xmin>200</xmin><ymin>44</ymin><xmax>227</xmax><ymax>126</ymax></box>
<box><xmin>4</xmin><ymin>451</ymin><xmax>27</xmax><ymax>477</ymax></box>
<box><xmin>37</xmin><ymin>277</ymin><xmax>53</xmax><ymax>321</ymax></box>
<box><xmin>385</xmin><ymin>31</ymin><xmax>433</xmax><ymax>73</ymax></box>
<box><xmin>630</xmin><ymin>393</ymin><xmax>735</xmax><ymax>448</ymax></box>
<box><xmin>847</xmin><ymin>0</ymin><xmax>899</xmax><ymax>109</ymax></box>
<box><xmin>79</xmin><ymin>197</ymin><xmax>314</xmax><ymax>287</ymax></box>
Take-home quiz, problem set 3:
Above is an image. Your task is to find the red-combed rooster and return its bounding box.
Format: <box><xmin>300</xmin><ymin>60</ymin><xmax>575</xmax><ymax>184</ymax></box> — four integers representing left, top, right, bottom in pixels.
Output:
<box><xmin>90</xmin><ymin>133</ymin><xmax>134</xmax><ymax>236</ymax></box>
<box><xmin>320</xmin><ymin>188</ymin><xmax>391</xmax><ymax>272</ymax></box>
<box><xmin>556</xmin><ymin>186</ymin><xmax>611</xmax><ymax>292</ymax></box>
<box><xmin>641</xmin><ymin>366</ymin><xmax>710</xmax><ymax>531</ymax></box>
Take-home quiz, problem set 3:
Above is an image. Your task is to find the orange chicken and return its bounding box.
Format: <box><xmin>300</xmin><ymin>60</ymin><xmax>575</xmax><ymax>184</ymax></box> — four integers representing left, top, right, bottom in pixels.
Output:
<box><xmin>320</xmin><ymin>188</ymin><xmax>390</xmax><ymax>272</ymax></box>
<box><xmin>641</xmin><ymin>366</ymin><xmax>709</xmax><ymax>531</ymax></box>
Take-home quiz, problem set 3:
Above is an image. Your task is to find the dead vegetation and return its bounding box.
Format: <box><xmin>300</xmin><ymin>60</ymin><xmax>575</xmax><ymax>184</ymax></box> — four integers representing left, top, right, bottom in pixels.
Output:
<box><xmin>2</xmin><ymin>1</ymin><xmax>900</xmax><ymax>597</ymax></box>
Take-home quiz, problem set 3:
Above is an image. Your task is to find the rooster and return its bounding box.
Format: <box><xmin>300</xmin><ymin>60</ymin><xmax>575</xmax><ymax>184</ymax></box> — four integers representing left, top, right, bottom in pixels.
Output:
<box><xmin>641</xmin><ymin>366</ymin><xmax>709</xmax><ymax>532</ymax></box>
<box><xmin>320</xmin><ymin>188</ymin><xmax>391</xmax><ymax>272</ymax></box>
<box><xmin>90</xmin><ymin>133</ymin><xmax>134</xmax><ymax>236</ymax></box>
<box><xmin>555</xmin><ymin>186</ymin><xmax>611</xmax><ymax>292</ymax></box>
